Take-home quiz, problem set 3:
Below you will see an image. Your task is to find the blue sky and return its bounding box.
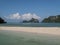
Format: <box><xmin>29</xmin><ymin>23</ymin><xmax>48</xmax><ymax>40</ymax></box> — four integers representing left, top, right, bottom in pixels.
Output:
<box><xmin>0</xmin><ymin>0</ymin><xmax>60</xmax><ymax>22</ymax></box>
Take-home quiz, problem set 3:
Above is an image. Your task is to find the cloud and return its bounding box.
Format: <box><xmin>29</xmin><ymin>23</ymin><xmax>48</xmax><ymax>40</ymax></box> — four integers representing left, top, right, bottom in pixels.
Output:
<box><xmin>22</xmin><ymin>13</ymin><xmax>32</xmax><ymax>20</ymax></box>
<box><xmin>32</xmin><ymin>13</ymin><xmax>40</xmax><ymax>20</ymax></box>
<box><xmin>22</xmin><ymin>13</ymin><xmax>40</xmax><ymax>21</ymax></box>
<box><xmin>5</xmin><ymin>13</ymin><xmax>21</xmax><ymax>19</ymax></box>
<box><xmin>5</xmin><ymin>12</ymin><xmax>41</xmax><ymax>22</ymax></box>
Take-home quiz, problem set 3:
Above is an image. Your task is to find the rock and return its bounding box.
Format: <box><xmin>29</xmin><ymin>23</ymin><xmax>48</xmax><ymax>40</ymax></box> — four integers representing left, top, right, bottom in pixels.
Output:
<box><xmin>0</xmin><ymin>17</ymin><xmax>7</xmax><ymax>24</ymax></box>
<box><xmin>23</xmin><ymin>18</ymin><xmax>39</xmax><ymax>23</ymax></box>
<box><xmin>42</xmin><ymin>15</ymin><xmax>60</xmax><ymax>23</ymax></box>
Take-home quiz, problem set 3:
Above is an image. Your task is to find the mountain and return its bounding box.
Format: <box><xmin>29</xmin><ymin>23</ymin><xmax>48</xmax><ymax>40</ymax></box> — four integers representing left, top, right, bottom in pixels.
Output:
<box><xmin>23</xmin><ymin>18</ymin><xmax>39</xmax><ymax>23</ymax></box>
<box><xmin>42</xmin><ymin>15</ymin><xmax>60</xmax><ymax>23</ymax></box>
<box><xmin>0</xmin><ymin>17</ymin><xmax>7</xmax><ymax>23</ymax></box>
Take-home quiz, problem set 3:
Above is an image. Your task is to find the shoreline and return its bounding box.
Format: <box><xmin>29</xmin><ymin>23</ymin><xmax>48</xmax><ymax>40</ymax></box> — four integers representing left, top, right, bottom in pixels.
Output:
<box><xmin>0</xmin><ymin>26</ymin><xmax>60</xmax><ymax>35</ymax></box>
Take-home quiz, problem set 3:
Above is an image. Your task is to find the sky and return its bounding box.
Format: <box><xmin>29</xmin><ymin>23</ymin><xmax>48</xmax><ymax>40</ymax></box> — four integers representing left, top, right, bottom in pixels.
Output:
<box><xmin>0</xmin><ymin>0</ymin><xmax>60</xmax><ymax>22</ymax></box>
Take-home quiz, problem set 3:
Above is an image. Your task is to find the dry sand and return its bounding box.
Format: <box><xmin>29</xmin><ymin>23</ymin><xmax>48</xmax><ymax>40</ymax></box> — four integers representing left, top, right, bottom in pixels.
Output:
<box><xmin>0</xmin><ymin>26</ymin><xmax>60</xmax><ymax>35</ymax></box>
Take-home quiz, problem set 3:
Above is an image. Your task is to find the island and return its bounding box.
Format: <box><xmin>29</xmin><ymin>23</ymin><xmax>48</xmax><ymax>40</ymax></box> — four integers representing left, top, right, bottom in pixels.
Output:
<box><xmin>23</xmin><ymin>18</ymin><xmax>39</xmax><ymax>23</ymax></box>
<box><xmin>0</xmin><ymin>17</ymin><xmax>7</xmax><ymax>23</ymax></box>
<box><xmin>42</xmin><ymin>15</ymin><xmax>60</xmax><ymax>23</ymax></box>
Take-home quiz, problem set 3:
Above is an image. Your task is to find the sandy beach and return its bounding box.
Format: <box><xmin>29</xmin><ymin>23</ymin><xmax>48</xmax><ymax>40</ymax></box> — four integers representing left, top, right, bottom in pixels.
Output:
<box><xmin>0</xmin><ymin>27</ymin><xmax>60</xmax><ymax>35</ymax></box>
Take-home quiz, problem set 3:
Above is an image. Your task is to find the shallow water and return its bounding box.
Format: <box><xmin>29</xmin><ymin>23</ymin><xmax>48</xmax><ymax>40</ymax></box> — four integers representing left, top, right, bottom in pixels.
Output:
<box><xmin>0</xmin><ymin>30</ymin><xmax>60</xmax><ymax>45</ymax></box>
<box><xmin>0</xmin><ymin>23</ymin><xmax>60</xmax><ymax>27</ymax></box>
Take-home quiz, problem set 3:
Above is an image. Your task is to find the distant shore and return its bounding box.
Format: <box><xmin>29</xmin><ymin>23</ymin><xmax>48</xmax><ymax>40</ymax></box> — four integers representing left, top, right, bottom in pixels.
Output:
<box><xmin>0</xmin><ymin>26</ymin><xmax>60</xmax><ymax>35</ymax></box>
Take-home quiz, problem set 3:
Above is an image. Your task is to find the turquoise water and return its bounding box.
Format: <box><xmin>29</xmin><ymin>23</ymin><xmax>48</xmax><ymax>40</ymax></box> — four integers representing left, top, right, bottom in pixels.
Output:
<box><xmin>0</xmin><ymin>30</ymin><xmax>60</xmax><ymax>45</ymax></box>
<box><xmin>0</xmin><ymin>23</ymin><xmax>60</xmax><ymax>45</ymax></box>
<box><xmin>0</xmin><ymin>23</ymin><xmax>60</xmax><ymax>27</ymax></box>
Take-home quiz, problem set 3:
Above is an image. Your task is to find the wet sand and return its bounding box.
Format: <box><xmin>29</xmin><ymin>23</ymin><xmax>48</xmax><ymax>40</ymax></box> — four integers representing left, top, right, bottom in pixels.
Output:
<box><xmin>0</xmin><ymin>26</ymin><xmax>60</xmax><ymax>35</ymax></box>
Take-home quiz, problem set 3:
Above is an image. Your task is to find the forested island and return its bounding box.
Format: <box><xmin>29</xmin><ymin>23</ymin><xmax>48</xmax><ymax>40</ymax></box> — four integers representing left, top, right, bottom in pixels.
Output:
<box><xmin>23</xmin><ymin>18</ymin><xmax>39</xmax><ymax>23</ymax></box>
<box><xmin>0</xmin><ymin>17</ymin><xmax>7</xmax><ymax>23</ymax></box>
<box><xmin>0</xmin><ymin>15</ymin><xmax>60</xmax><ymax>23</ymax></box>
<box><xmin>42</xmin><ymin>15</ymin><xmax>60</xmax><ymax>23</ymax></box>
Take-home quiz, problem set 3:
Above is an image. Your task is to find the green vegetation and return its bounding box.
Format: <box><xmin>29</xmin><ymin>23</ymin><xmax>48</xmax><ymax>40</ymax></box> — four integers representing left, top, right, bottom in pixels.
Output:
<box><xmin>23</xmin><ymin>18</ymin><xmax>39</xmax><ymax>23</ymax></box>
<box><xmin>42</xmin><ymin>15</ymin><xmax>60</xmax><ymax>23</ymax></box>
<box><xmin>1</xmin><ymin>15</ymin><xmax>60</xmax><ymax>23</ymax></box>
<box><xmin>0</xmin><ymin>17</ymin><xmax>7</xmax><ymax>23</ymax></box>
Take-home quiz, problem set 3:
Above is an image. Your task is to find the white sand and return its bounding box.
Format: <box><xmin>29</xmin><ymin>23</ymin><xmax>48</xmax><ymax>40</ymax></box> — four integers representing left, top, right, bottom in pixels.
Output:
<box><xmin>0</xmin><ymin>26</ymin><xmax>60</xmax><ymax>35</ymax></box>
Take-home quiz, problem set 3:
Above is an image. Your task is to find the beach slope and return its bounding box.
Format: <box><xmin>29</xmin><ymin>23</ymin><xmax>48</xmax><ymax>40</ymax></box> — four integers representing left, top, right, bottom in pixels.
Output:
<box><xmin>0</xmin><ymin>27</ymin><xmax>60</xmax><ymax>35</ymax></box>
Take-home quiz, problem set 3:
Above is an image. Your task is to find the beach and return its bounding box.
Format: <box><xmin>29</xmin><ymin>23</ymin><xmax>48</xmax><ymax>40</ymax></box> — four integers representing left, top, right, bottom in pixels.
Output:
<box><xmin>0</xmin><ymin>26</ymin><xmax>60</xmax><ymax>45</ymax></box>
<box><xmin>0</xmin><ymin>26</ymin><xmax>60</xmax><ymax>35</ymax></box>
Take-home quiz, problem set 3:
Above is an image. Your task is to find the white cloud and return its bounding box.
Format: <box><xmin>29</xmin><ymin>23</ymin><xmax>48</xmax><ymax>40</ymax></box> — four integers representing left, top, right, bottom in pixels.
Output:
<box><xmin>5</xmin><ymin>13</ymin><xmax>21</xmax><ymax>19</ymax></box>
<box><xmin>5</xmin><ymin>12</ymin><xmax>41</xmax><ymax>22</ymax></box>
<box><xmin>22</xmin><ymin>13</ymin><xmax>32</xmax><ymax>21</ymax></box>
<box><xmin>32</xmin><ymin>13</ymin><xmax>40</xmax><ymax>20</ymax></box>
<box><xmin>22</xmin><ymin>13</ymin><xmax>40</xmax><ymax>20</ymax></box>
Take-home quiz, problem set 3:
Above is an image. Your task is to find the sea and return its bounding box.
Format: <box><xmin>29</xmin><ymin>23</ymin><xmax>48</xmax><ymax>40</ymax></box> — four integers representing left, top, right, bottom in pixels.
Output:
<box><xmin>0</xmin><ymin>23</ymin><xmax>60</xmax><ymax>27</ymax></box>
<box><xmin>0</xmin><ymin>23</ymin><xmax>60</xmax><ymax>45</ymax></box>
